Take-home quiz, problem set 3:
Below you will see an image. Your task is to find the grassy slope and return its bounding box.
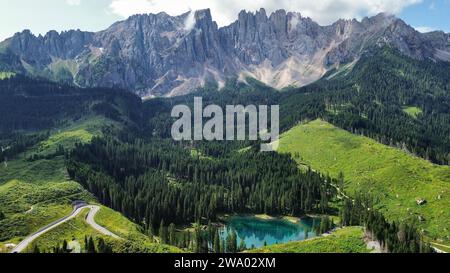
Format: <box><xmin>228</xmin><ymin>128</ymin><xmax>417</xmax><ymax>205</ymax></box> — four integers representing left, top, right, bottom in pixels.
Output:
<box><xmin>0</xmin><ymin>178</ymin><xmax>91</xmax><ymax>241</ymax></box>
<box><xmin>0</xmin><ymin>116</ymin><xmax>183</xmax><ymax>253</ymax></box>
<box><xmin>24</xmin><ymin>207</ymin><xmax>100</xmax><ymax>252</ymax></box>
<box><xmin>94</xmin><ymin>206</ymin><xmax>141</xmax><ymax>238</ymax></box>
<box><xmin>20</xmin><ymin>205</ymin><xmax>182</xmax><ymax>253</ymax></box>
<box><xmin>34</xmin><ymin>117</ymin><xmax>107</xmax><ymax>157</ymax></box>
<box><xmin>248</xmin><ymin>227</ymin><xmax>368</xmax><ymax>253</ymax></box>
<box><xmin>278</xmin><ymin>119</ymin><xmax>450</xmax><ymax>243</ymax></box>
<box><xmin>0</xmin><ymin>118</ymin><xmax>104</xmax><ymax>249</ymax></box>
<box><xmin>94</xmin><ymin>206</ymin><xmax>183</xmax><ymax>253</ymax></box>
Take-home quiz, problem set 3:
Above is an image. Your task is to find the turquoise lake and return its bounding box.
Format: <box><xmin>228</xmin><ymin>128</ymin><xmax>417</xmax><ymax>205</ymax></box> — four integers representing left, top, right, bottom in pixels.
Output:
<box><xmin>220</xmin><ymin>216</ymin><xmax>321</xmax><ymax>249</ymax></box>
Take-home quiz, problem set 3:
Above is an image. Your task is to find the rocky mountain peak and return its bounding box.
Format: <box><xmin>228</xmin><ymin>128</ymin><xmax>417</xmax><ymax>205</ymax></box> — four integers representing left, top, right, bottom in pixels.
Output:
<box><xmin>194</xmin><ymin>8</ymin><xmax>213</xmax><ymax>21</ymax></box>
<box><xmin>1</xmin><ymin>9</ymin><xmax>449</xmax><ymax>97</ymax></box>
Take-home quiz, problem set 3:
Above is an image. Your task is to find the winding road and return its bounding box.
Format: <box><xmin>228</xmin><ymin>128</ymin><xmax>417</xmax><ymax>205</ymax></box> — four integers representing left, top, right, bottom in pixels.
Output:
<box><xmin>11</xmin><ymin>204</ymin><xmax>120</xmax><ymax>253</ymax></box>
<box><xmin>85</xmin><ymin>205</ymin><xmax>120</xmax><ymax>239</ymax></box>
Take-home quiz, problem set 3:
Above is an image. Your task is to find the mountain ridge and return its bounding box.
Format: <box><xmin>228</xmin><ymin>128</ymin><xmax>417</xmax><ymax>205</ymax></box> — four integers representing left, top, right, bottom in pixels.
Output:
<box><xmin>1</xmin><ymin>8</ymin><xmax>449</xmax><ymax>97</ymax></box>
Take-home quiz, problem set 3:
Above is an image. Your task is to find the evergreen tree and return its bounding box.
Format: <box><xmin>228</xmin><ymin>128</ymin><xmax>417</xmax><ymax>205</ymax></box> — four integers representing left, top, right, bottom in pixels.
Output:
<box><xmin>227</xmin><ymin>231</ymin><xmax>238</xmax><ymax>253</ymax></box>
<box><xmin>193</xmin><ymin>223</ymin><xmax>202</xmax><ymax>253</ymax></box>
<box><xmin>338</xmin><ymin>172</ymin><xmax>345</xmax><ymax>193</ymax></box>
<box><xmin>319</xmin><ymin>216</ymin><xmax>332</xmax><ymax>234</ymax></box>
<box><xmin>97</xmin><ymin>238</ymin><xmax>112</xmax><ymax>253</ymax></box>
<box><xmin>87</xmin><ymin>237</ymin><xmax>96</xmax><ymax>253</ymax></box>
<box><xmin>32</xmin><ymin>244</ymin><xmax>40</xmax><ymax>254</ymax></box>
<box><xmin>220</xmin><ymin>239</ymin><xmax>225</xmax><ymax>253</ymax></box>
<box><xmin>239</xmin><ymin>239</ymin><xmax>246</xmax><ymax>252</ymax></box>
<box><xmin>168</xmin><ymin>223</ymin><xmax>176</xmax><ymax>246</ymax></box>
<box><xmin>213</xmin><ymin>230</ymin><xmax>221</xmax><ymax>253</ymax></box>
<box><xmin>84</xmin><ymin>236</ymin><xmax>88</xmax><ymax>253</ymax></box>
<box><xmin>159</xmin><ymin>220</ymin><xmax>168</xmax><ymax>244</ymax></box>
<box><xmin>62</xmin><ymin>240</ymin><xmax>68</xmax><ymax>253</ymax></box>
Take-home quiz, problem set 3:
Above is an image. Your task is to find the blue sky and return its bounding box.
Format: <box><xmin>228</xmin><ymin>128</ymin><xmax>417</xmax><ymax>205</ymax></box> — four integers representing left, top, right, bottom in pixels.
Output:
<box><xmin>400</xmin><ymin>0</ymin><xmax>450</xmax><ymax>33</ymax></box>
<box><xmin>0</xmin><ymin>0</ymin><xmax>448</xmax><ymax>42</ymax></box>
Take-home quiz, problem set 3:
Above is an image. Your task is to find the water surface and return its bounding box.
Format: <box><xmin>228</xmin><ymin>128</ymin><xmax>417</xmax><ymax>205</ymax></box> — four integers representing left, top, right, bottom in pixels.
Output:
<box><xmin>220</xmin><ymin>216</ymin><xmax>320</xmax><ymax>249</ymax></box>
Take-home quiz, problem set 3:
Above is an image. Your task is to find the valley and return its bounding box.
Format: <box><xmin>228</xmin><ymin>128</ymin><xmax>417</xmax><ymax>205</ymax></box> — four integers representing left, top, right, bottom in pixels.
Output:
<box><xmin>0</xmin><ymin>7</ymin><xmax>449</xmax><ymax>255</ymax></box>
<box><xmin>1</xmin><ymin>71</ymin><xmax>448</xmax><ymax>253</ymax></box>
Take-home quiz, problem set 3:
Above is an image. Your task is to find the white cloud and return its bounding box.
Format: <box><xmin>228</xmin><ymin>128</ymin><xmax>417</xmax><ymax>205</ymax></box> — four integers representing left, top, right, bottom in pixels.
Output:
<box><xmin>415</xmin><ymin>26</ymin><xmax>435</xmax><ymax>33</ymax></box>
<box><xmin>184</xmin><ymin>11</ymin><xmax>196</xmax><ymax>31</ymax></box>
<box><xmin>109</xmin><ymin>0</ymin><xmax>422</xmax><ymax>26</ymax></box>
<box><xmin>66</xmin><ymin>0</ymin><xmax>81</xmax><ymax>6</ymax></box>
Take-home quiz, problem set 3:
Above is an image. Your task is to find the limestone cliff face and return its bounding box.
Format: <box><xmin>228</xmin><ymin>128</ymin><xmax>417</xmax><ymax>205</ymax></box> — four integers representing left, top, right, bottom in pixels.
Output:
<box><xmin>1</xmin><ymin>9</ymin><xmax>449</xmax><ymax>97</ymax></box>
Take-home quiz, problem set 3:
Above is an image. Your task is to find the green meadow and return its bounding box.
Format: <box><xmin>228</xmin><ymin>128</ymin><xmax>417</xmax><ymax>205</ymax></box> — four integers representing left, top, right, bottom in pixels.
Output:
<box><xmin>34</xmin><ymin>116</ymin><xmax>113</xmax><ymax>157</ymax></box>
<box><xmin>24</xmin><ymin>208</ymin><xmax>102</xmax><ymax>252</ymax></box>
<box><xmin>278</xmin><ymin>119</ymin><xmax>450</xmax><ymax>243</ymax></box>
<box><xmin>248</xmin><ymin>227</ymin><xmax>369</xmax><ymax>253</ymax></box>
<box><xmin>94</xmin><ymin>206</ymin><xmax>183</xmax><ymax>253</ymax></box>
<box><xmin>0</xmin><ymin>115</ymin><xmax>183</xmax><ymax>253</ymax></box>
<box><xmin>402</xmin><ymin>106</ymin><xmax>423</xmax><ymax>118</ymax></box>
<box><xmin>21</xmin><ymin>205</ymin><xmax>182</xmax><ymax>253</ymax></box>
<box><xmin>0</xmin><ymin>117</ymin><xmax>109</xmax><ymax>247</ymax></box>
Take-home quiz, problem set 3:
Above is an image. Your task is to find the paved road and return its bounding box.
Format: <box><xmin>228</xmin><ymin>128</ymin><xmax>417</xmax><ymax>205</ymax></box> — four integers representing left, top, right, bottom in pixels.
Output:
<box><xmin>85</xmin><ymin>205</ymin><xmax>120</xmax><ymax>239</ymax></box>
<box><xmin>11</xmin><ymin>204</ymin><xmax>119</xmax><ymax>253</ymax></box>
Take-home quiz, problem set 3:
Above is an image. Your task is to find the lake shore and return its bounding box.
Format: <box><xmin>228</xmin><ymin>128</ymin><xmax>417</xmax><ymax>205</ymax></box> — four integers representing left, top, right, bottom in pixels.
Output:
<box><xmin>218</xmin><ymin>213</ymin><xmax>315</xmax><ymax>224</ymax></box>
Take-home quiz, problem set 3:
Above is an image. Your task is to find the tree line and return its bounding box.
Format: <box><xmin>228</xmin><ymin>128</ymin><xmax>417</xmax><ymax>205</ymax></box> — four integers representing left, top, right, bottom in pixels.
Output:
<box><xmin>340</xmin><ymin>194</ymin><xmax>434</xmax><ymax>253</ymax></box>
<box><xmin>31</xmin><ymin>236</ymin><xmax>113</xmax><ymax>254</ymax></box>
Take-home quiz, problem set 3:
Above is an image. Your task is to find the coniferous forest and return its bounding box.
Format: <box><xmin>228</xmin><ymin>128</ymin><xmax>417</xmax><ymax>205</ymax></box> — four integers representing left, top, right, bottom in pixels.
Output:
<box><xmin>67</xmin><ymin>138</ymin><xmax>337</xmax><ymax>229</ymax></box>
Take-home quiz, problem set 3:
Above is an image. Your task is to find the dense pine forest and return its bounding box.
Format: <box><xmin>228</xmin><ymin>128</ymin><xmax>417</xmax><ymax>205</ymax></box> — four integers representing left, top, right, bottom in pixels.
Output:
<box><xmin>0</xmin><ymin>75</ymin><xmax>141</xmax><ymax>133</ymax></box>
<box><xmin>67</xmin><ymin>138</ymin><xmax>337</xmax><ymax>229</ymax></box>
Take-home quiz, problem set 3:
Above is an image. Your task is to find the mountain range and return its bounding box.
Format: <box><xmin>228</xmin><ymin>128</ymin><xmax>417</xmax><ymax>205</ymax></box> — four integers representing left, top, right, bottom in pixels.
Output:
<box><xmin>0</xmin><ymin>8</ymin><xmax>449</xmax><ymax>97</ymax></box>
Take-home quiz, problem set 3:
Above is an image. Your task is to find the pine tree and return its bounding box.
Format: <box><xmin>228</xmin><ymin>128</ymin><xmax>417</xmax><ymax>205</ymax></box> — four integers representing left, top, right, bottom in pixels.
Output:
<box><xmin>168</xmin><ymin>223</ymin><xmax>176</xmax><ymax>246</ymax></box>
<box><xmin>207</xmin><ymin>221</ymin><xmax>214</xmax><ymax>243</ymax></box>
<box><xmin>338</xmin><ymin>172</ymin><xmax>345</xmax><ymax>193</ymax></box>
<box><xmin>62</xmin><ymin>240</ymin><xmax>68</xmax><ymax>253</ymax></box>
<box><xmin>33</xmin><ymin>244</ymin><xmax>40</xmax><ymax>254</ymax></box>
<box><xmin>220</xmin><ymin>239</ymin><xmax>225</xmax><ymax>253</ymax></box>
<box><xmin>239</xmin><ymin>239</ymin><xmax>246</xmax><ymax>252</ymax></box>
<box><xmin>193</xmin><ymin>223</ymin><xmax>202</xmax><ymax>253</ymax></box>
<box><xmin>88</xmin><ymin>237</ymin><xmax>96</xmax><ymax>253</ymax></box>
<box><xmin>97</xmin><ymin>238</ymin><xmax>112</xmax><ymax>253</ymax></box>
<box><xmin>159</xmin><ymin>220</ymin><xmax>168</xmax><ymax>244</ymax></box>
<box><xmin>84</xmin><ymin>236</ymin><xmax>88</xmax><ymax>253</ymax></box>
<box><xmin>227</xmin><ymin>231</ymin><xmax>238</xmax><ymax>253</ymax></box>
<box><xmin>147</xmin><ymin>223</ymin><xmax>154</xmax><ymax>237</ymax></box>
<box><xmin>213</xmin><ymin>230</ymin><xmax>220</xmax><ymax>253</ymax></box>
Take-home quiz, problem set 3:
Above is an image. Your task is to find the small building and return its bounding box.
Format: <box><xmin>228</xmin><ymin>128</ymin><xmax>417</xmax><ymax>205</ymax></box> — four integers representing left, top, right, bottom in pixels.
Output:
<box><xmin>416</xmin><ymin>199</ymin><xmax>427</xmax><ymax>206</ymax></box>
